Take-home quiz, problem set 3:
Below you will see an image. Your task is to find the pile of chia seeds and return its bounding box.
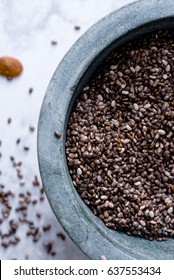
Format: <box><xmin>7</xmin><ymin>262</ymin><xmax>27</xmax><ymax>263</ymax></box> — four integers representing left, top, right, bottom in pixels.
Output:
<box><xmin>66</xmin><ymin>29</ymin><xmax>174</xmax><ymax>240</ymax></box>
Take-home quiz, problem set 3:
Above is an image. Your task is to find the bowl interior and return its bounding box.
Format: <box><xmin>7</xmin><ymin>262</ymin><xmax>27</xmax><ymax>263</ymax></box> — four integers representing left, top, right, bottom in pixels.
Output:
<box><xmin>64</xmin><ymin>19</ymin><xmax>174</xmax><ymax>259</ymax></box>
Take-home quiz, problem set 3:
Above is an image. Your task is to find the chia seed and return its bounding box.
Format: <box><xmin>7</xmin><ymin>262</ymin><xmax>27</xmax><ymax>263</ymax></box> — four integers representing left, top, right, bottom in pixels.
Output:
<box><xmin>66</xmin><ymin>29</ymin><xmax>174</xmax><ymax>240</ymax></box>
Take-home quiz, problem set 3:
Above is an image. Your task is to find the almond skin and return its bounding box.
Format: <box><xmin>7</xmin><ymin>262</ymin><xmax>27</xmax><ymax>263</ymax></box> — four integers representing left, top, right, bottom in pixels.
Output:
<box><xmin>0</xmin><ymin>56</ymin><xmax>23</xmax><ymax>77</ymax></box>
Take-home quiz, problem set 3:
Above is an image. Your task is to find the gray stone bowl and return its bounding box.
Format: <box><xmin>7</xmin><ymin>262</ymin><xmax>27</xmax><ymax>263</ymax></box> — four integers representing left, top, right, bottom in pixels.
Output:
<box><xmin>38</xmin><ymin>0</ymin><xmax>174</xmax><ymax>259</ymax></box>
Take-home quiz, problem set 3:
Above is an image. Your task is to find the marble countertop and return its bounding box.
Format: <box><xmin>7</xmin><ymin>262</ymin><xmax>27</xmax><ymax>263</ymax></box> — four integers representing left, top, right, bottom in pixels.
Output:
<box><xmin>0</xmin><ymin>0</ymin><xmax>135</xmax><ymax>260</ymax></box>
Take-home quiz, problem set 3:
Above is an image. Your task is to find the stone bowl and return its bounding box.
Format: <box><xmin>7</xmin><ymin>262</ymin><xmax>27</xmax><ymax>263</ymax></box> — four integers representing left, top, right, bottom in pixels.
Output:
<box><xmin>38</xmin><ymin>0</ymin><xmax>174</xmax><ymax>259</ymax></box>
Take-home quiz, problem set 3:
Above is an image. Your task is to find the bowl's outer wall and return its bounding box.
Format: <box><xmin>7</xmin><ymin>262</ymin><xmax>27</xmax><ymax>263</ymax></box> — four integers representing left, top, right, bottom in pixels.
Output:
<box><xmin>38</xmin><ymin>0</ymin><xmax>174</xmax><ymax>259</ymax></box>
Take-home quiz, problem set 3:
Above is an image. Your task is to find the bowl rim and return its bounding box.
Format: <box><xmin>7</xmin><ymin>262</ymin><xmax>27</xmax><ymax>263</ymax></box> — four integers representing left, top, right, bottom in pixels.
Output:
<box><xmin>38</xmin><ymin>0</ymin><xmax>174</xmax><ymax>260</ymax></box>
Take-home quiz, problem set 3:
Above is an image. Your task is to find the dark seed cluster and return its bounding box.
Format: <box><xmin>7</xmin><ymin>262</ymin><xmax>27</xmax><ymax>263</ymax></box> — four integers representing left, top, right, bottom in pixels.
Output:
<box><xmin>66</xmin><ymin>29</ymin><xmax>174</xmax><ymax>240</ymax></box>
<box><xmin>0</xmin><ymin>169</ymin><xmax>65</xmax><ymax>253</ymax></box>
<box><xmin>0</xmin><ymin>109</ymin><xmax>65</xmax><ymax>258</ymax></box>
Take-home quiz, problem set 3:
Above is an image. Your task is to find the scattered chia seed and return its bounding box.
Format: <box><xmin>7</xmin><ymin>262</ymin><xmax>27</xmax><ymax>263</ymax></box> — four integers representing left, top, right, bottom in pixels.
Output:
<box><xmin>29</xmin><ymin>125</ymin><xmax>35</xmax><ymax>132</ymax></box>
<box><xmin>16</xmin><ymin>138</ymin><xmax>21</xmax><ymax>145</ymax></box>
<box><xmin>66</xmin><ymin>29</ymin><xmax>174</xmax><ymax>240</ymax></box>
<box><xmin>54</xmin><ymin>130</ymin><xmax>61</xmax><ymax>139</ymax></box>
<box><xmin>57</xmin><ymin>232</ymin><xmax>66</xmax><ymax>241</ymax></box>
<box><xmin>51</xmin><ymin>40</ymin><xmax>58</xmax><ymax>45</ymax></box>
<box><xmin>28</xmin><ymin>88</ymin><xmax>33</xmax><ymax>94</ymax></box>
<box><xmin>43</xmin><ymin>240</ymin><xmax>54</xmax><ymax>254</ymax></box>
<box><xmin>36</xmin><ymin>213</ymin><xmax>41</xmax><ymax>219</ymax></box>
<box><xmin>43</xmin><ymin>224</ymin><xmax>51</xmax><ymax>232</ymax></box>
<box><xmin>32</xmin><ymin>175</ymin><xmax>40</xmax><ymax>187</ymax></box>
<box><xmin>74</xmin><ymin>25</ymin><xmax>81</xmax><ymax>30</ymax></box>
<box><xmin>7</xmin><ymin>118</ymin><xmax>12</xmax><ymax>124</ymax></box>
<box><xmin>51</xmin><ymin>251</ymin><xmax>56</xmax><ymax>256</ymax></box>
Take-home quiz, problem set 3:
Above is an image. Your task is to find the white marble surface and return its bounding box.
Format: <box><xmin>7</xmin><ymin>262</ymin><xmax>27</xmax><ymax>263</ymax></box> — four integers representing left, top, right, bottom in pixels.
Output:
<box><xmin>0</xmin><ymin>0</ymin><xmax>136</xmax><ymax>259</ymax></box>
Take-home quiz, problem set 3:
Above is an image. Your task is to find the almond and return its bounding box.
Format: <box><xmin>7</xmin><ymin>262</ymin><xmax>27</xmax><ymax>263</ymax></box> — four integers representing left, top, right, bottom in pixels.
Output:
<box><xmin>0</xmin><ymin>56</ymin><xmax>23</xmax><ymax>78</ymax></box>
